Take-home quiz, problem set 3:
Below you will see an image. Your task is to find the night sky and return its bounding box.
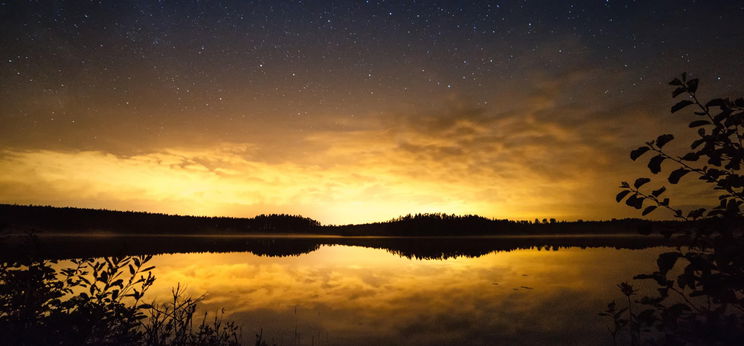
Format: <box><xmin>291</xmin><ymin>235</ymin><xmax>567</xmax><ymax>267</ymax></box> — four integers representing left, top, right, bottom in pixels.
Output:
<box><xmin>1</xmin><ymin>1</ymin><xmax>743</xmax><ymax>224</ymax></box>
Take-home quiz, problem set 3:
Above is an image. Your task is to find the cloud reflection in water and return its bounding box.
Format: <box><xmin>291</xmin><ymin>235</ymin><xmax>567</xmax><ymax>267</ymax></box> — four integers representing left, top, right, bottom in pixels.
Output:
<box><xmin>146</xmin><ymin>245</ymin><xmax>663</xmax><ymax>345</ymax></box>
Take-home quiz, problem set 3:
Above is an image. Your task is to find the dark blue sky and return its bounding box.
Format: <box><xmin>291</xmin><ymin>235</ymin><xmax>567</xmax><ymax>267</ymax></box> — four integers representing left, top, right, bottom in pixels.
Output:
<box><xmin>3</xmin><ymin>1</ymin><xmax>741</xmax><ymax>125</ymax></box>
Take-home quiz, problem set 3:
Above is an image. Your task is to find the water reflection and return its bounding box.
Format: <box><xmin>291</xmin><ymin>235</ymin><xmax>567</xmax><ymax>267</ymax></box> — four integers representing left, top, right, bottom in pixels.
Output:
<box><xmin>145</xmin><ymin>245</ymin><xmax>665</xmax><ymax>345</ymax></box>
<box><xmin>0</xmin><ymin>234</ymin><xmax>673</xmax><ymax>260</ymax></box>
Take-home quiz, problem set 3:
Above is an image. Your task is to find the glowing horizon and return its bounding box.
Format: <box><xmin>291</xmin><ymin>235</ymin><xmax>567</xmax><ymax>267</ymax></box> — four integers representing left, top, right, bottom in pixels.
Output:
<box><xmin>1</xmin><ymin>2</ymin><xmax>740</xmax><ymax>224</ymax></box>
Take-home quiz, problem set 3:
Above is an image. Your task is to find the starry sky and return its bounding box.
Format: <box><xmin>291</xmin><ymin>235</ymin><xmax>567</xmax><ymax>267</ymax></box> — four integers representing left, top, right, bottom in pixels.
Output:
<box><xmin>1</xmin><ymin>1</ymin><xmax>743</xmax><ymax>224</ymax></box>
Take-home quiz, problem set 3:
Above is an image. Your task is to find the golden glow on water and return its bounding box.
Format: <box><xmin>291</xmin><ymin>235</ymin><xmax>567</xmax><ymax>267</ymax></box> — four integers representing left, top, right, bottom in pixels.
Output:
<box><xmin>144</xmin><ymin>246</ymin><xmax>664</xmax><ymax>345</ymax></box>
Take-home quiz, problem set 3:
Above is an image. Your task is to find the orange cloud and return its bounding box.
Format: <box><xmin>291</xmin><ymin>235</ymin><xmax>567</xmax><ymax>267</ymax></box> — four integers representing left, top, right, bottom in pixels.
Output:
<box><xmin>0</xmin><ymin>72</ymin><xmax>718</xmax><ymax>223</ymax></box>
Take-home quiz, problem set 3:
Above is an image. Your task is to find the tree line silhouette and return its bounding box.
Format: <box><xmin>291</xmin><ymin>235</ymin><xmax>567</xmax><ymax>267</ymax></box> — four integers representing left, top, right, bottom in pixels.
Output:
<box><xmin>1</xmin><ymin>204</ymin><xmax>687</xmax><ymax>236</ymax></box>
<box><xmin>324</xmin><ymin>212</ymin><xmax>681</xmax><ymax>236</ymax></box>
<box><xmin>0</xmin><ymin>204</ymin><xmax>319</xmax><ymax>234</ymax></box>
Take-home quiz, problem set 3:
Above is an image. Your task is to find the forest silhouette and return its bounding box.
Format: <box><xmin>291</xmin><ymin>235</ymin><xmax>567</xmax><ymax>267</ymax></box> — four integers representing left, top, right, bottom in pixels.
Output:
<box><xmin>1</xmin><ymin>203</ymin><xmax>681</xmax><ymax>236</ymax></box>
<box><xmin>0</xmin><ymin>203</ymin><xmax>688</xmax><ymax>261</ymax></box>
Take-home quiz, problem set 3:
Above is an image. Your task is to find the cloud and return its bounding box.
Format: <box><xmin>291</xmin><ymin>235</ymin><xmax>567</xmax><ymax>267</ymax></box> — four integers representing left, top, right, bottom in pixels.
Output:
<box><xmin>0</xmin><ymin>69</ymin><xmax>719</xmax><ymax>223</ymax></box>
<box><xmin>0</xmin><ymin>145</ymin><xmax>481</xmax><ymax>224</ymax></box>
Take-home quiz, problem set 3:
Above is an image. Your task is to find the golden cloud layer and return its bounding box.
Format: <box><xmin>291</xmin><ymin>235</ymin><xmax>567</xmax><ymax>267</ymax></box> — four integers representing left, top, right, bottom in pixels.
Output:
<box><xmin>0</xmin><ymin>71</ymin><xmax>719</xmax><ymax>223</ymax></box>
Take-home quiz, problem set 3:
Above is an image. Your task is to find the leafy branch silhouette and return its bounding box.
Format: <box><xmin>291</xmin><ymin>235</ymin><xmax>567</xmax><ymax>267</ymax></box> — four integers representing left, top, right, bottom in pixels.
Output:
<box><xmin>0</xmin><ymin>233</ymin><xmax>244</xmax><ymax>345</ymax></box>
<box><xmin>604</xmin><ymin>73</ymin><xmax>744</xmax><ymax>345</ymax></box>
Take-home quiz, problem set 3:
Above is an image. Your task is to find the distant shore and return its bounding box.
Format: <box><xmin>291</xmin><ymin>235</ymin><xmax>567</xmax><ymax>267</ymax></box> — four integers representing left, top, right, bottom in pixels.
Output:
<box><xmin>1</xmin><ymin>203</ymin><xmax>688</xmax><ymax>237</ymax></box>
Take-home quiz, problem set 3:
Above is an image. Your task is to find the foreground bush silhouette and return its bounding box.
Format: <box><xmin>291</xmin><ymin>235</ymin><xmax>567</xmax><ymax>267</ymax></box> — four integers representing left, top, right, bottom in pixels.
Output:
<box><xmin>604</xmin><ymin>73</ymin><xmax>744</xmax><ymax>345</ymax></box>
<box><xmin>0</xmin><ymin>234</ymin><xmax>242</xmax><ymax>345</ymax></box>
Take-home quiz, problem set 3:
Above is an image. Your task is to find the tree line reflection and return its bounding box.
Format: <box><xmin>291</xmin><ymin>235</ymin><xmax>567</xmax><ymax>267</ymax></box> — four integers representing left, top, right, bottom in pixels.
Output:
<box><xmin>0</xmin><ymin>234</ymin><xmax>677</xmax><ymax>261</ymax></box>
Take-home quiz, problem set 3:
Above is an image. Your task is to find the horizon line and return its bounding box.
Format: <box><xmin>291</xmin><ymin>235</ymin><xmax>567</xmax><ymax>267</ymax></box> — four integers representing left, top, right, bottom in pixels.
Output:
<box><xmin>0</xmin><ymin>203</ymin><xmax>673</xmax><ymax>226</ymax></box>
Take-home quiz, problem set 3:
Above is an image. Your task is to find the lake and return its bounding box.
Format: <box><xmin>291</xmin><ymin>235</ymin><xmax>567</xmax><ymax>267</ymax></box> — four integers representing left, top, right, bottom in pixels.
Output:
<box><xmin>122</xmin><ymin>239</ymin><xmax>666</xmax><ymax>345</ymax></box>
<box><xmin>1</xmin><ymin>234</ymin><xmax>672</xmax><ymax>345</ymax></box>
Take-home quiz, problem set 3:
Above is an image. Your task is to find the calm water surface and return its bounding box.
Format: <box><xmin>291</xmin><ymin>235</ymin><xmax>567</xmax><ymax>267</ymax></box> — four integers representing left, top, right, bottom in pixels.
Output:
<box><xmin>141</xmin><ymin>245</ymin><xmax>665</xmax><ymax>345</ymax></box>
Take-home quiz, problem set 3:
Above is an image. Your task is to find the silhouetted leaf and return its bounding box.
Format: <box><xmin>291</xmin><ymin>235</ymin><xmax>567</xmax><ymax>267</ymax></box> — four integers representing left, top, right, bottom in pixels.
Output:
<box><xmin>681</xmin><ymin>152</ymin><xmax>699</xmax><ymax>161</ymax></box>
<box><xmin>708</xmin><ymin>155</ymin><xmax>723</xmax><ymax>167</ymax></box>
<box><xmin>706</xmin><ymin>98</ymin><xmax>726</xmax><ymax>108</ymax></box>
<box><xmin>677</xmin><ymin>273</ymin><xmax>692</xmax><ymax>289</ymax></box>
<box><xmin>657</xmin><ymin>252</ymin><xmax>681</xmax><ymax>273</ymax></box>
<box><xmin>648</xmin><ymin>155</ymin><xmax>665</xmax><ymax>174</ymax></box>
<box><xmin>630</xmin><ymin>146</ymin><xmax>650</xmax><ymax>161</ymax></box>
<box><xmin>671</xmin><ymin>100</ymin><xmax>693</xmax><ymax>113</ymax></box>
<box><xmin>642</xmin><ymin>206</ymin><xmax>657</xmax><ymax>216</ymax></box>
<box><xmin>616</xmin><ymin>190</ymin><xmax>631</xmax><ymax>202</ymax></box>
<box><xmin>634</xmin><ymin>177</ymin><xmax>651</xmax><ymax>189</ymax></box>
<box><xmin>691</xmin><ymin>138</ymin><xmax>704</xmax><ymax>149</ymax></box>
<box><xmin>672</xmin><ymin>86</ymin><xmax>686</xmax><ymax>98</ymax></box>
<box><xmin>669</xmin><ymin>78</ymin><xmax>683</xmax><ymax>86</ymax></box>
<box><xmin>651</xmin><ymin>186</ymin><xmax>666</xmax><ymax>197</ymax></box>
<box><xmin>635</xmin><ymin>198</ymin><xmax>645</xmax><ymax>209</ymax></box>
<box><xmin>632</xmin><ymin>195</ymin><xmax>644</xmax><ymax>209</ymax></box>
<box><xmin>686</xmin><ymin>78</ymin><xmax>698</xmax><ymax>93</ymax></box>
<box><xmin>689</xmin><ymin>120</ymin><xmax>710</xmax><ymax>128</ymax></box>
<box><xmin>668</xmin><ymin>168</ymin><xmax>690</xmax><ymax>184</ymax></box>
<box><xmin>656</xmin><ymin>134</ymin><xmax>674</xmax><ymax>148</ymax></box>
<box><xmin>626</xmin><ymin>194</ymin><xmax>639</xmax><ymax>208</ymax></box>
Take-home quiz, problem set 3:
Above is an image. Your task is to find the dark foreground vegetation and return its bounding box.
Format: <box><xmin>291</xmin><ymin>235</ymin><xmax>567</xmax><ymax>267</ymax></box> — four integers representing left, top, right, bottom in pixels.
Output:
<box><xmin>0</xmin><ymin>234</ymin><xmax>249</xmax><ymax>346</ymax></box>
<box><xmin>601</xmin><ymin>74</ymin><xmax>744</xmax><ymax>345</ymax></box>
<box><xmin>1</xmin><ymin>203</ymin><xmax>689</xmax><ymax>236</ymax></box>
